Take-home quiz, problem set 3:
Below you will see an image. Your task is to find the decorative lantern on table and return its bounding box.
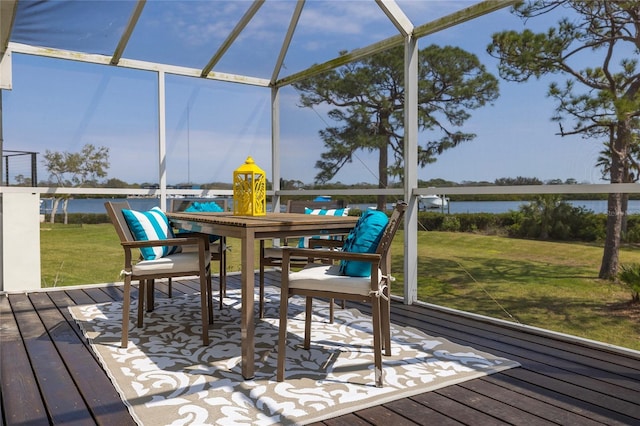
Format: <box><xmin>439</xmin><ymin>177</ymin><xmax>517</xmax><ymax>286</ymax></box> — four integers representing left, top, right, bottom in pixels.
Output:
<box><xmin>233</xmin><ymin>156</ymin><xmax>266</xmax><ymax>216</ymax></box>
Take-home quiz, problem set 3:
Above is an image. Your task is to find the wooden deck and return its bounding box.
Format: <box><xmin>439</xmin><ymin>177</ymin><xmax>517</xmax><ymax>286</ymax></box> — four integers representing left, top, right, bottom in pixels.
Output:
<box><xmin>2</xmin><ymin>271</ymin><xmax>639</xmax><ymax>425</ymax></box>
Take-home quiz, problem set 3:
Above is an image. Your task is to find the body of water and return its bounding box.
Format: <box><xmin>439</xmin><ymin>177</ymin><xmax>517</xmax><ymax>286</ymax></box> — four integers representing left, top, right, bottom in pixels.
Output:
<box><xmin>40</xmin><ymin>197</ymin><xmax>640</xmax><ymax>215</ymax></box>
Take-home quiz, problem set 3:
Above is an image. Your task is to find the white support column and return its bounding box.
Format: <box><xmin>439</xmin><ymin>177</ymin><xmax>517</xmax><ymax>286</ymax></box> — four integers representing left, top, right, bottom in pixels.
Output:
<box><xmin>158</xmin><ymin>70</ymin><xmax>167</xmax><ymax>209</ymax></box>
<box><xmin>1</xmin><ymin>192</ymin><xmax>41</xmax><ymax>291</ymax></box>
<box><xmin>403</xmin><ymin>35</ymin><xmax>419</xmax><ymax>304</ymax></box>
<box><xmin>271</xmin><ymin>86</ymin><xmax>281</xmax><ymax>212</ymax></box>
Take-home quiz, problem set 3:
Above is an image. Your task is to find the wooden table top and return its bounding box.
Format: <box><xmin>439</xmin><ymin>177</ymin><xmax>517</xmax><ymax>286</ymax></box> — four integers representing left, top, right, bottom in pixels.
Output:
<box><xmin>167</xmin><ymin>212</ymin><xmax>359</xmax><ymax>229</ymax></box>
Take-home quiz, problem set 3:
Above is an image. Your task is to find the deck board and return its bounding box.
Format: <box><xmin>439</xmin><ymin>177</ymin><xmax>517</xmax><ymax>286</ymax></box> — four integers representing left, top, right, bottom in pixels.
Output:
<box><xmin>1</xmin><ymin>271</ymin><xmax>639</xmax><ymax>426</ymax></box>
<box><xmin>0</xmin><ymin>294</ymin><xmax>49</xmax><ymax>425</ymax></box>
<box><xmin>31</xmin><ymin>292</ymin><xmax>135</xmax><ymax>426</ymax></box>
<box><xmin>9</xmin><ymin>293</ymin><xmax>93</xmax><ymax>425</ymax></box>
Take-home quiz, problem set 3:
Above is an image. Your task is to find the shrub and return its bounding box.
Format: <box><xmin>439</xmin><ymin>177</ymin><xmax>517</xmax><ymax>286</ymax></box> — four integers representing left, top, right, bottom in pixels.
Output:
<box><xmin>617</xmin><ymin>263</ymin><xmax>640</xmax><ymax>303</ymax></box>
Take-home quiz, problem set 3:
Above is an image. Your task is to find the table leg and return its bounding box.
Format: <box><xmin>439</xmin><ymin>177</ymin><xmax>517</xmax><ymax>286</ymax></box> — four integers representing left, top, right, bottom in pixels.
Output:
<box><xmin>241</xmin><ymin>229</ymin><xmax>255</xmax><ymax>379</ymax></box>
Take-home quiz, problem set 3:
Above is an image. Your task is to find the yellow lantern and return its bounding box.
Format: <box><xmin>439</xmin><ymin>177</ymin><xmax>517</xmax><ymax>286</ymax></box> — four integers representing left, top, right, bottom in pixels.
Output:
<box><xmin>233</xmin><ymin>156</ymin><xmax>266</xmax><ymax>216</ymax></box>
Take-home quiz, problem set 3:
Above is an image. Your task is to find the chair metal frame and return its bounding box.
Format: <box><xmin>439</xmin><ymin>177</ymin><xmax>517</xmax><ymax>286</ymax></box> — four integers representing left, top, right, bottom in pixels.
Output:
<box><xmin>258</xmin><ymin>199</ymin><xmax>346</xmax><ymax>318</ymax></box>
<box><xmin>276</xmin><ymin>201</ymin><xmax>407</xmax><ymax>387</ymax></box>
<box><xmin>169</xmin><ymin>198</ymin><xmax>228</xmax><ymax>309</ymax></box>
<box><xmin>105</xmin><ymin>201</ymin><xmax>213</xmax><ymax>347</ymax></box>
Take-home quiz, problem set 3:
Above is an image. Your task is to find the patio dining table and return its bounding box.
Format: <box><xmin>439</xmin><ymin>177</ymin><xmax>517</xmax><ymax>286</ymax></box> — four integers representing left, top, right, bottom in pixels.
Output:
<box><xmin>166</xmin><ymin>211</ymin><xmax>359</xmax><ymax>379</ymax></box>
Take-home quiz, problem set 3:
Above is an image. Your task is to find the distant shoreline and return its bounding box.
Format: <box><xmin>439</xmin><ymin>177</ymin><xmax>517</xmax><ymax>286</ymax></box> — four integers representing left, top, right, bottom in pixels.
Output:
<box><xmin>38</xmin><ymin>197</ymin><xmax>638</xmax><ymax>216</ymax></box>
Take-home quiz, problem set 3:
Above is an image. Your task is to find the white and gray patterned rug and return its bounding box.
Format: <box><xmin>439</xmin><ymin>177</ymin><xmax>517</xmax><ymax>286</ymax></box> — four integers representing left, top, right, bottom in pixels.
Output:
<box><xmin>69</xmin><ymin>286</ymin><xmax>520</xmax><ymax>425</ymax></box>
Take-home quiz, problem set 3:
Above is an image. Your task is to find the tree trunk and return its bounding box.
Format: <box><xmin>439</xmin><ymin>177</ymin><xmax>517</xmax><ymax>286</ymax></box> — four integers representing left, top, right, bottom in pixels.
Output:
<box><xmin>377</xmin><ymin>144</ymin><xmax>388</xmax><ymax>211</ymax></box>
<box><xmin>376</xmin><ymin>124</ymin><xmax>390</xmax><ymax>211</ymax></box>
<box><xmin>63</xmin><ymin>198</ymin><xmax>69</xmax><ymax>225</ymax></box>
<box><xmin>599</xmin><ymin>120</ymin><xmax>631</xmax><ymax>279</ymax></box>
<box><xmin>600</xmin><ymin>193</ymin><xmax>623</xmax><ymax>279</ymax></box>
<box><xmin>49</xmin><ymin>197</ymin><xmax>60</xmax><ymax>223</ymax></box>
<box><xmin>621</xmin><ymin>193</ymin><xmax>629</xmax><ymax>237</ymax></box>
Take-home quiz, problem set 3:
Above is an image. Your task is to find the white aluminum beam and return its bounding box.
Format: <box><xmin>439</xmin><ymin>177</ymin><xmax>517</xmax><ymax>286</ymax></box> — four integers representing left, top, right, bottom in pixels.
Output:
<box><xmin>376</xmin><ymin>0</ymin><xmax>413</xmax><ymax>37</ymax></box>
<box><xmin>200</xmin><ymin>0</ymin><xmax>264</xmax><ymax>78</ymax></box>
<box><xmin>404</xmin><ymin>35</ymin><xmax>419</xmax><ymax>305</ymax></box>
<box><xmin>414</xmin><ymin>0</ymin><xmax>519</xmax><ymax>39</ymax></box>
<box><xmin>8</xmin><ymin>42</ymin><xmax>271</xmax><ymax>87</ymax></box>
<box><xmin>276</xmin><ymin>0</ymin><xmax>516</xmax><ymax>88</ymax></box>
<box><xmin>111</xmin><ymin>0</ymin><xmax>146</xmax><ymax>65</ymax></box>
<box><xmin>158</xmin><ymin>70</ymin><xmax>167</xmax><ymax>209</ymax></box>
<box><xmin>271</xmin><ymin>0</ymin><xmax>304</xmax><ymax>85</ymax></box>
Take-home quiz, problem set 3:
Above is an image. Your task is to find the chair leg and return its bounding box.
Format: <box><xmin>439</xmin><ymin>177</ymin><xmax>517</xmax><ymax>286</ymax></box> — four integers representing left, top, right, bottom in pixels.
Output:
<box><xmin>304</xmin><ymin>297</ymin><xmax>313</xmax><ymax>350</ymax></box>
<box><xmin>146</xmin><ymin>279</ymin><xmax>155</xmax><ymax>312</ymax></box>
<box><xmin>277</xmin><ymin>292</ymin><xmax>289</xmax><ymax>382</ymax></box>
<box><xmin>199</xmin><ymin>269</ymin><xmax>211</xmax><ymax>346</ymax></box>
<box><xmin>381</xmin><ymin>284</ymin><xmax>392</xmax><ymax>356</ymax></box>
<box><xmin>259</xmin><ymin>241</ymin><xmax>266</xmax><ymax>318</ymax></box>
<box><xmin>371</xmin><ymin>295</ymin><xmax>384</xmax><ymax>388</ymax></box>
<box><xmin>168</xmin><ymin>278</ymin><xmax>172</xmax><ymax>298</ymax></box>
<box><xmin>259</xmin><ymin>272</ymin><xmax>265</xmax><ymax>319</ymax></box>
<box><xmin>219</xmin><ymin>238</ymin><xmax>227</xmax><ymax>311</ymax></box>
<box><xmin>121</xmin><ymin>277</ymin><xmax>132</xmax><ymax>348</ymax></box>
<box><xmin>329</xmin><ymin>298</ymin><xmax>335</xmax><ymax>324</ymax></box>
<box><xmin>137</xmin><ymin>280</ymin><xmax>146</xmax><ymax>328</ymax></box>
<box><xmin>206</xmin><ymin>265</ymin><xmax>214</xmax><ymax>326</ymax></box>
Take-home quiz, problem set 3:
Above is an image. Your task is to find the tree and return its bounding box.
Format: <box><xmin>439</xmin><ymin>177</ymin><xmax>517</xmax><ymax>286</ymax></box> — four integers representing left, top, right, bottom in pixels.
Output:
<box><xmin>596</xmin><ymin>134</ymin><xmax>640</xmax><ymax>236</ymax></box>
<box><xmin>487</xmin><ymin>1</ymin><xmax>640</xmax><ymax>279</ymax></box>
<box><xmin>294</xmin><ymin>45</ymin><xmax>499</xmax><ymax>210</ymax></box>
<box><xmin>14</xmin><ymin>174</ymin><xmax>33</xmax><ymax>186</ymax></box>
<box><xmin>43</xmin><ymin>144</ymin><xmax>110</xmax><ymax>223</ymax></box>
<box><xmin>495</xmin><ymin>176</ymin><xmax>543</xmax><ymax>186</ymax></box>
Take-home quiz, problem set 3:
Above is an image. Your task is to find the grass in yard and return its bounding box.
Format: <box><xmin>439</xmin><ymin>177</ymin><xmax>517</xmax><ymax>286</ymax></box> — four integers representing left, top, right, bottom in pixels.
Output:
<box><xmin>40</xmin><ymin>224</ymin><xmax>640</xmax><ymax>350</ymax></box>
<box><xmin>390</xmin><ymin>231</ymin><xmax>640</xmax><ymax>351</ymax></box>
<box><xmin>39</xmin><ymin>223</ymin><xmax>251</xmax><ymax>287</ymax></box>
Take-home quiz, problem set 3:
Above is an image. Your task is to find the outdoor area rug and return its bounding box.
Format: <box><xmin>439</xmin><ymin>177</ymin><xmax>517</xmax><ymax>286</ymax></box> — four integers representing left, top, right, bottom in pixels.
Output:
<box><xmin>69</xmin><ymin>286</ymin><xmax>520</xmax><ymax>425</ymax></box>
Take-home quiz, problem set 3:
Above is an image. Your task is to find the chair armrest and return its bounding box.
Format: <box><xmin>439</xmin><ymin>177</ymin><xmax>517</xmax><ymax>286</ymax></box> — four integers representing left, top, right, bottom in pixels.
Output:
<box><xmin>121</xmin><ymin>236</ymin><xmax>207</xmax><ymax>249</ymax></box>
<box><xmin>306</xmin><ymin>239</ymin><xmax>344</xmax><ymax>249</ymax></box>
<box><xmin>120</xmin><ymin>233</ymin><xmax>209</xmax><ymax>251</ymax></box>
<box><xmin>281</xmin><ymin>247</ymin><xmax>380</xmax><ymax>264</ymax></box>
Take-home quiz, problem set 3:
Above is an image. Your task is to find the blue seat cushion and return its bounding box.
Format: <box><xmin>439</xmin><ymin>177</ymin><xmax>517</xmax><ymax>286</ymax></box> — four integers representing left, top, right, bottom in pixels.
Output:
<box><xmin>339</xmin><ymin>210</ymin><xmax>389</xmax><ymax>277</ymax></box>
<box><xmin>122</xmin><ymin>207</ymin><xmax>181</xmax><ymax>260</ymax></box>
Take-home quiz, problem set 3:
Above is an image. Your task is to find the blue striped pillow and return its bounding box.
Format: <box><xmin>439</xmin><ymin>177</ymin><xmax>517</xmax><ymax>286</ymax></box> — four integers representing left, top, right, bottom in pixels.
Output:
<box><xmin>122</xmin><ymin>207</ymin><xmax>181</xmax><ymax>260</ymax></box>
<box><xmin>297</xmin><ymin>207</ymin><xmax>350</xmax><ymax>248</ymax></box>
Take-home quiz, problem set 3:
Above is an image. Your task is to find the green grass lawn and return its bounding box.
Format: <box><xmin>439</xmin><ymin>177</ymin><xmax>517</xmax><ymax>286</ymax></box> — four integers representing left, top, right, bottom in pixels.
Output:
<box><xmin>40</xmin><ymin>224</ymin><xmax>640</xmax><ymax>350</ymax></box>
<box><xmin>390</xmin><ymin>231</ymin><xmax>640</xmax><ymax>351</ymax></box>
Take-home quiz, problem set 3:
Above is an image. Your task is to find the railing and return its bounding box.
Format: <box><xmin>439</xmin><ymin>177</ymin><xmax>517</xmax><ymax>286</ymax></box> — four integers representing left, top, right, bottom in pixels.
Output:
<box><xmin>2</xmin><ymin>182</ymin><xmax>639</xmax><ymax>291</ymax></box>
<box><xmin>3</xmin><ymin>183</ymin><xmax>640</xmax><ymax>350</ymax></box>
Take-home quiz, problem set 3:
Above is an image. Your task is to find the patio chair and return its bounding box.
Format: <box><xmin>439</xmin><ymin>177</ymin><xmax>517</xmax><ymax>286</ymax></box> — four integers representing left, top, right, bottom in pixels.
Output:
<box><xmin>277</xmin><ymin>201</ymin><xmax>407</xmax><ymax>387</ymax></box>
<box><xmin>169</xmin><ymin>198</ymin><xmax>228</xmax><ymax>309</ymax></box>
<box><xmin>258</xmin><ymin>199</ymin><xmax>347</xmax><ymax>318</ymax></box>
<box><xmin>105</xmin><ymin>201</ymin><xmax>213</xmax><ymax>347</ymax></box>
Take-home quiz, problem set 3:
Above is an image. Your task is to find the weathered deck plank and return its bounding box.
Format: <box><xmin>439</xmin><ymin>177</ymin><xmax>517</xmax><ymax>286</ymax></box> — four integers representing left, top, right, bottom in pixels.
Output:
<box><xmin>1</xmin><ymin>294</ymin><xmax>48</xmax><ymax>425</ymax></box>
<box><xmin>1</xmin><ymin>272</ymin><xmax>639</xmax><ymax>426</ymax></box>
<box><xmin>9</xmin><ymin>292</ymin><xmax>94</xmax><ymax>425</ymax></box>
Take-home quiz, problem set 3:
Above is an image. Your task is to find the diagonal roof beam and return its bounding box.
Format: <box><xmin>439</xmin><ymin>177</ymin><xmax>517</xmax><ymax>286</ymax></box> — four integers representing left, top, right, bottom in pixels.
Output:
<box><xmin>414</xmin><ymin>0</ymin><xmax>519</xmax><ymax>39</ymax></box>
<box><xmin>0</xmin><ymin>0</ymin><xmax>18</xmax><ymax>57</ymax></box>
<box><xmin>276</xmin><ymin>0</ymin><xmax>518</xmax><ymax>88</ymax></box>
<box><xmin>276</xmin><ymin>34</ymin><xmax>405</xmax><ymax>88</ymax></box>
<box><xmin>201</xmin><ymin>0</ymin><xmax>264</xmax><ymax>78</ymax></box>
<box><xmin>376</xmin><ymin>0</ymin><xmax>413</xmax><ymax>37</ymax></box>
<box><xmin>111</xmin><ymin>0</ymin><xmax>146</xmax><ymax>65</ymax></box>
<box><xmin>270</xmin><ymin>0</ymin><xmax>305</xmax><ymax>85</ymax></box>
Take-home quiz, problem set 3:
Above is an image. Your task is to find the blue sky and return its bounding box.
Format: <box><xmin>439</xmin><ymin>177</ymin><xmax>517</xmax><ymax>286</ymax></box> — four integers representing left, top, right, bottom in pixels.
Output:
<box><xmin>2</xmin><ymin>1</ymin><xmax>613</xmax><ymax>186</ymax></box>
